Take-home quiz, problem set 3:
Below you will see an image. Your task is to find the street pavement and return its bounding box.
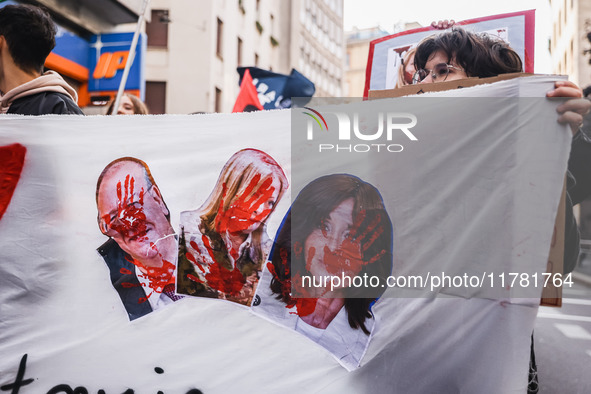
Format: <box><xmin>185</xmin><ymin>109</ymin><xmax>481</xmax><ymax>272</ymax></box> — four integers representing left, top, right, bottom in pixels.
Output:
<box><xmin>534</xmin><ymin>266</ymin><xmax>591</xmax><ymax>394</ymax></box>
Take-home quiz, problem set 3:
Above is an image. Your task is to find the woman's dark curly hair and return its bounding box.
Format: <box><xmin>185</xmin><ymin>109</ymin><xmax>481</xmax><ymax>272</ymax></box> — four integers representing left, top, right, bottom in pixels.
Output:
<box><xmin>414</xmin><ymin>28</ymin><xmax>523</xmax><ymax>78</ymax></box>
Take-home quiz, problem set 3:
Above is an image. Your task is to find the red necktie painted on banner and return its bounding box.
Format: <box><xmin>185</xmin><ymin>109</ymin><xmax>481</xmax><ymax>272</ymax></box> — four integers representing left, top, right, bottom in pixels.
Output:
<box><xmin>0</xmin><ymin>144</ymin><xmax>26</xmax><ymax>221</ymax></box>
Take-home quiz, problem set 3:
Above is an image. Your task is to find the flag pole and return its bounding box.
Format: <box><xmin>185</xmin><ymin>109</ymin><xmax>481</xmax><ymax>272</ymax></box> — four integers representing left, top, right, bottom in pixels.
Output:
<box><xmin>111</xmin><ymin>0</ymin><xmax>151</xmax><ymax>115</ymax></box>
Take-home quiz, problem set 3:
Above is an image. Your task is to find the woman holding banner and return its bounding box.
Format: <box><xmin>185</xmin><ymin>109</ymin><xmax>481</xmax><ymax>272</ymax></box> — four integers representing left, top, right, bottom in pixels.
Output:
<box><xmin>177</xmin><ymin>148</ymin><xmax>288</xmax><ymax>306</ymax></box>
<box><xmin>411</xmin><ymin>27</ymin><xmax>591</xmax><ymax>393</ymax></box>
<box><xmin>253</xmin><ymin>174</ymin><xmax>393</xmax><ymax>370</ymax></box>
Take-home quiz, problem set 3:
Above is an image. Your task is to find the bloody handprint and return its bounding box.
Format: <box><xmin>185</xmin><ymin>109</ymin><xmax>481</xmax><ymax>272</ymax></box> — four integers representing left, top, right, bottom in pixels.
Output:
<box><xmin>215</xmin><ymin>174</ymin><xmax>276</xmax><ymax>235</ymax></box>
<box><xmin>185</xmin><ymin>238</ymin><xmax>213</xmax><ymax>273</ymax></box>
<box><xmin>101</xmin><ymin>174</ymin><xmax>148</xmax><ymax>241</ymax></box>
<box><xmin>320</xmin><ymin>210</ymin><xmax>385</xmax><ymax>277</ymax></box>
<box><xmin>123</xmin><ymin>253</ymin><xmax>176</xmax><ymax>303</ymax></box>
<box><xmin>184</xmin><ymin>234</ymin><xmax>245</xmax><ymax>296</ymax></box>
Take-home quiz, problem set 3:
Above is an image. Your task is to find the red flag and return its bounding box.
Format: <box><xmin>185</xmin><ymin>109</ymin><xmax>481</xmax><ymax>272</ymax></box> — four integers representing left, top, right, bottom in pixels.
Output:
<box><xmin>232</xmin><ymin>69</ymin><xmax>263</xmax><ymax>113</ymax></box>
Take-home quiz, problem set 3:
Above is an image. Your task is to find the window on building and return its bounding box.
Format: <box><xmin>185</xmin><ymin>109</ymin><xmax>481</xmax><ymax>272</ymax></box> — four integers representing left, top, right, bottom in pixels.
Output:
<box><xmin>255</xmin><ymin>53</ymin><xmax>259</xmax><ymax>67</ymax></box>
<box><xmin>215</xmin><ymin>87</ymin><xmax>222</xmax><ymax>113</ymax></box>
<box><xmin>237</xmin><ymin>37</ymin><xmax>243</xmax><ymax>66</ymax></box>
<box><xmin>146</xmin><ymin>10</ymin><xmax>169</xmax><ymax>48</ymax></box>
<box><xmin>145</xmin><ymin>81</ymin><xmax>166</xmax><ymax>114</ymax></box>
<box><xmin>216</xmin><ymin>18</ymin><xmax>224</xmax><ymax>59</ymax></box>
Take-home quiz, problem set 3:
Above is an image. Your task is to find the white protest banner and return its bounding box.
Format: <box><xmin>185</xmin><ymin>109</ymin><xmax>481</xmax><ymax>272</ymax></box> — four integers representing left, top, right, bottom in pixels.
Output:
<box><xmin>364</xmin><ymin>10</ymin><xmax>535</xmax><ymax>97</ymax></box>
<box><xmin>0</xmin><ymin>76</ymin><xmax>570</xmax><ymax>393</ymax></box>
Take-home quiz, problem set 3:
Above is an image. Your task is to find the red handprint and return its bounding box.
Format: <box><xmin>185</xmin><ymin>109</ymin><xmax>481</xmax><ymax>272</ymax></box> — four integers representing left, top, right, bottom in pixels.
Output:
<box><xmin>185</xmin><ymin>234</ymin><xmax>245</xmax><ymax>297</ymax></box>
<box><xmin>267</xmin><ymin>254</ymin><xmax>319</xmax><ymax>317</ymax></box>
<box><xmin>185</xmin><ymin>238</ymin><xmax>215</xmax><ymax>273</ymax></box>
<box><xmin>204</xmin><ymin>262</ymin><xmax>245</xmax><ymax>295</ymax></box>
<box><xmin>102</xmin><ymin>174</ymin><xmax>147</xmax><ymax>240</ymax></box>
<box><xmin>215</xmin><ymin>174</ymin><xmax>276</xmax><ymax>235</ymax></box>
<box><xmin>122</xmin><ymin>246</ymin><xmax>176</xmax><ymax>303</ymax></box>
<box><xmin>322</xmin><ymin>210</ymin><xmax>385</xmax><ymax>276</ymax></box>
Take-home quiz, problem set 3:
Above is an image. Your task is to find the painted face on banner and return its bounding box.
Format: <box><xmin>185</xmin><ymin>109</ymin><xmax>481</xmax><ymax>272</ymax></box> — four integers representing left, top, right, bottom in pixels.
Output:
<box><xmin>304</xmin><ymin>198</ymin><xmax>365</xmax><ymax>280</ymax></box>
<box><xmin>97</xmin><ymin>162</ymin><xmax>172</xmax><ymax>266</ymax></box>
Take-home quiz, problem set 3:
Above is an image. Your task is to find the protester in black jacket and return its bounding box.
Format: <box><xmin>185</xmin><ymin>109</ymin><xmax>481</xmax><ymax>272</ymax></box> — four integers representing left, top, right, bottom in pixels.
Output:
<box><xmin>0</xmin><ymin>4</ymin><xmax>83</xmax><ymax>115</ymax></box>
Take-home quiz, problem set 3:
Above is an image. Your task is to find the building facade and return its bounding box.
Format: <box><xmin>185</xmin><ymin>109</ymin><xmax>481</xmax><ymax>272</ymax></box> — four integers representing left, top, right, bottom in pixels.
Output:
<box><xmin>144</xmin><ymin>0</ymin><xmax>345</xmax><ymax>114</ymax></box>
<box><xmin>4</xmin><ymin>0</ymin><xmax>344</xmax><ymax>114</ymax></box>
<box><xmin>344</xmin><ymin>27</ymin><xmax>390</xmax><ymax>97</ymax></box>
<box><xmin>549</xmin><ymin>0</ymin><xmax>591</xmax><ymax>91</ymax></box>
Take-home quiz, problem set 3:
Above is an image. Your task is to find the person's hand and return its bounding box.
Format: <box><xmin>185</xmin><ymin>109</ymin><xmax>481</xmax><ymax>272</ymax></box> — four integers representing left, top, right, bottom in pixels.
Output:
<box><xmin>431</xmin><ymin>20</ymin><xmax>455</xmax><ymax>30</ymax></box>
<box><xmin>547</xmin><ymin>81</ymin><xmax>591</xmax><ymax>135</ymax></box>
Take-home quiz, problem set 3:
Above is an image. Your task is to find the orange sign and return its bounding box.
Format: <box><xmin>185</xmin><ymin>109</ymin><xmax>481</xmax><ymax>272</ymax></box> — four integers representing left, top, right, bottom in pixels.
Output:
<box><xmin>92</xmin><ymin>51</ymin><xmax>129</xmax><ymax>79</ymax></box>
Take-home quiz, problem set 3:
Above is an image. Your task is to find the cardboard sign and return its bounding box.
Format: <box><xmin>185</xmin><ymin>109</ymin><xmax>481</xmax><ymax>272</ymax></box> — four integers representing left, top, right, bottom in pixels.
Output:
<box><xmin>364</xmin><ymin>10</ymin><xmax>535</xmax><ymax>97</ymax></box>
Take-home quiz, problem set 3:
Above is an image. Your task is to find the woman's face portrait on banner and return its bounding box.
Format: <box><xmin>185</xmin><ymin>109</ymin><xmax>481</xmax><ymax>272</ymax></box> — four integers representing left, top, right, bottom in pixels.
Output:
<box><xmin>253</xmin><ymin>173</ymin><xmax>393</xmax><ymax>370</ymax></box>
<box><xmin>303</xmin><ymin>197</ymin><xmax>367</xmax><ymax>281</ymax></box>
<box><xmin>288</xmin><ymin>175</ymin><xmax>393</xmax><ymax>300</ymax></box>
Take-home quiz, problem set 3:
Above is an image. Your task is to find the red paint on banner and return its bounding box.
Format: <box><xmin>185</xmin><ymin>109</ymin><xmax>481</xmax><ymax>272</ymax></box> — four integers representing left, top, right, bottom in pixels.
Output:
<box><xmin>320</xmin><ymin>210</ymin><xmax>385</xmax><ymax>276</ymax></box>
<box><xmin>201</xmin><ymin>235</ymin><xmax>218</xmax><ymax>262</ymax></box>
<box><xmin>121</xmin><ymin>282</ymin><xmax>141</xmax><ymax>288</ymax></box>
<box><xmin>305</xmin><ymin>246</ymin><xmax>315</xmax><ymax>272</ymax></box>
<box><xmin>267</xmin><ymin>252</ymin><xmax>318</xmax><ymax>317</ymax></box>
<box><xmin>293</xmin><ymin>241</ymin><xmax>303</xmax><ymax>258</ymax></box>
<box><xmin>126</xmin><ymin>246</ymin><xmax>176</xmax><ymax>303</ymax></box>
<box><xmin>102</xmin><ymin>175</ymin><xmax>148</xmax><ymax>243</ymax></box>
<box><xmin>120</xmin><ymin>268</ymin><xmax>132</xmax><ymax>275</ymax></box>
<box><xmin>204</xmin><ymin>262</ymin><xmax>245</xmax><ymax>295</ymax></box>
<box><xmin>136</xmin><ymin>258</ymin><xmax>176</xmax><ymax>293</ymax></box>
<box><xmin>187</xmin><ymin>273</ymin><xmax>203</xmax><ymax>283</ymax></box>
<box><xmin>0</xmin><ymin>143</ymin><xmax>26</xmax><ymax>221</ymax></box>
<box><xmin>185</xmin><ymin>240</ymin><xmax>209</xmax><ymax>273</ymax></box>
<box><xmin>293</xmin><ymin>297</ymin><xmax>317</xmax><ymax>317</ymax></box>
<box><xmin>215</xmin><ymin>175</ymin><xmax>275</xmax><ymax>235</ymax></box>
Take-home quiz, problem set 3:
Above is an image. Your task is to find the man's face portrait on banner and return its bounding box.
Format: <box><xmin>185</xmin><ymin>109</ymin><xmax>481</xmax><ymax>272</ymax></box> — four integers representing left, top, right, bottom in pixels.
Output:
<box><xmin>97</xmin><ymin>159</ymin><xmax>174</xmax><ymax>266</ymax></box>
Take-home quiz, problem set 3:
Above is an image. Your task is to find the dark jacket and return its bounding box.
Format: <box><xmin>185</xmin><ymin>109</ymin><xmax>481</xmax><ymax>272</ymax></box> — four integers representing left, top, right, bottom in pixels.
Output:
<box><xmin>97</xmin><ymin>239</ymin><xmax>152</xmax><ymax>321</ymax></box>
<box><xmin>7</xmin><ymin>91</ymin><xmax>83</xmax><ymax>115</ymax></box>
